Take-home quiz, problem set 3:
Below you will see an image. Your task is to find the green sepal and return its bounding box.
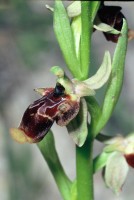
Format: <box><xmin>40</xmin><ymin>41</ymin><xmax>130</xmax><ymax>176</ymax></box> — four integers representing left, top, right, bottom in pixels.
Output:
<box><xmin>93</xmin><ymin>151</ymin><xmax>113</xmax><ymax>173</ymax></box>
<box><xmin>104</xmin><ymin>152</ymin><xmax>129</xmax><ymax>195</ymax></box>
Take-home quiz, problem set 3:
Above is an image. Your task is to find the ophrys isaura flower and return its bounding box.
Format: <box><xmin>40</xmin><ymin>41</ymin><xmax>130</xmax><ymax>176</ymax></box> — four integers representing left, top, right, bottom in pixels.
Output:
<box><xmin>97</xmin><ymin>2</ymin><xmax>125</xmax><ymax>43</ymax></box>
<box><xmin>10</xmin><ymin>83</ymin><xmax>80</xmax><ymax>143</ymax></box>
<box><xmin>10</xmin><ymin>51</ymin><xmax>111</xmax><ymax>144</ymax></box>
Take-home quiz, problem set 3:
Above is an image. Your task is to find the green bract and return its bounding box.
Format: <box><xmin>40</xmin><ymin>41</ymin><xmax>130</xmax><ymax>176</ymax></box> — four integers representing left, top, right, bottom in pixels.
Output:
<box><xmin>104</xmin><ymin>152</ymin><xmax>129</xmax><ymax>195</ymax></box>
<box><xmin>67</xmin><ymin>98</ymin><xmax>88</xmax><ymax>147</ymax></box>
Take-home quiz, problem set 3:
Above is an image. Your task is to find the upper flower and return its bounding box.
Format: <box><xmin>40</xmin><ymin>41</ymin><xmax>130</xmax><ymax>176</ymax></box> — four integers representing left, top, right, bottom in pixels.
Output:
<box><xmin>97</xmin><ymin>2</ymin><xmax>125</xmax><ymax>42</ymax></box>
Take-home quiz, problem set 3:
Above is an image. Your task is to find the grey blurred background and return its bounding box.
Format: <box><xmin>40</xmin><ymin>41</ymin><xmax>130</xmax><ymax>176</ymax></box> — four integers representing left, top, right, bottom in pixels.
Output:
<box><xmin>0</xmin><ymin>1</ymin><xmax>134</xmax><ymax>200</ymax></box>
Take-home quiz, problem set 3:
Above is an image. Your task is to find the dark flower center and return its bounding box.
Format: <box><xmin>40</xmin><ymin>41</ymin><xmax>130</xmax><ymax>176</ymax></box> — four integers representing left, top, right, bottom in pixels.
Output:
<box><xmin>54</xmin><ymin>83</ymin><xmax>65</xmax><ymax>97</ymax></box>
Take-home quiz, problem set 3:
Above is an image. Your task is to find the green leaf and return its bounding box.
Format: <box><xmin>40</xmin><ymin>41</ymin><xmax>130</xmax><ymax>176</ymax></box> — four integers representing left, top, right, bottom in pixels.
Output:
<box><xmin>84</xmin><ymin>51</ymin><xmax>112</xmax><ymax>90</ymax></box>
<box><xmin>94</xmin><ymin>23</ymin><xmax>120</xmax><ymax>34</ymax></box>
<box><xmin>38</xmin><ymin>131</ymin><xmax>72</xmax><ymax>200</ymax></box>
<box><xmin>54</xmin><ymin>0</ymin><xmax>82</xmax><ymax>79</ymax></box>
<box><xmin>104</xmin><ymin>152</ymin><xmax>129</xmax><ymax>195</ymax></box>
<box><xmin>93</xmin><ymin>19</ymin><xmax>128</xmax><ymax>136</ymax></box>
<box><xmin>93</xmin><ymin>151</ymin><xmax>113</xmax><ymax>173</ymax></box>
<box><xmin>67</xmin><ymin>98</ymin><xmax>88</xmax><ymax>147</ymax></box>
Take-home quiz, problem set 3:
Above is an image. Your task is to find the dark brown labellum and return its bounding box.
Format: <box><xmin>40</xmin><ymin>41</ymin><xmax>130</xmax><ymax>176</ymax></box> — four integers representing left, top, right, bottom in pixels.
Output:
<box><xmin>124</xmin><ymin>154</ymin><xmax>134</xmax><ymax>168</ymax></box>
<box><xmin>16</xmin><ymin>83</ymin><xmax>79</xmax><ymax>143</ymax></box>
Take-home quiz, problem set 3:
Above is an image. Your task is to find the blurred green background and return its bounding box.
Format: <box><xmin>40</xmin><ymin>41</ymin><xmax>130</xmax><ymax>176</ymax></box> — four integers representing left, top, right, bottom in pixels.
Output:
<box><xmin>0</xmin><ymin>1</ymin><xmax>134</xmax><ymax>200</ymax></box>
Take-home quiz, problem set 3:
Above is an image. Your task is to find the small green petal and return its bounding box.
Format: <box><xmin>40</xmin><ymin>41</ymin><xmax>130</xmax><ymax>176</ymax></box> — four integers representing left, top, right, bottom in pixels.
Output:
<box><xmin>84</xmin><ymin>51</ymin><xmax>111</xmax><ymax>89</ymax></box>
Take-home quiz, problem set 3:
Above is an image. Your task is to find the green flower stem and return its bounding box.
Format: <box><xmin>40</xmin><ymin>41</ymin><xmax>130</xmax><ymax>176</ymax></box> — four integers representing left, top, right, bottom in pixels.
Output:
<box><xmin>80</xmin><ymin>1</ymin><xmax>92</xmax><ymax>79</ymax></box>
<box><xmin>38</xmin><ymin>131</ymin><xmax>72</xmax><ymax>200</ymax></box>
<box><xmin>76</xmin><ymin>134</ymin><xmax>94</xmax><ymax>200</ymax></box>
<box><xmin>76</xmin><ymin>3</ymin><xmax>100</xmax><ymax>200</ymax></box>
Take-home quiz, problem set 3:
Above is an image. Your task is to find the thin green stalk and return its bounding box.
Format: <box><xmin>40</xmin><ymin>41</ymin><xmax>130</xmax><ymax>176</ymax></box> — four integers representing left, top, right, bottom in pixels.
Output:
<box><xmin>38</xmin><ymin>132</ymin><xmax>72</xmax><ymax>200</ymax></box>
<box><xmin>80</xmin><ymin>1</ymin><xmax>92</xmax><ymax>79</ymax></box>
<box><xmin>76</xmin><ymin>132</ymin><xmax>94</xmax><ymax>200</ymax></box>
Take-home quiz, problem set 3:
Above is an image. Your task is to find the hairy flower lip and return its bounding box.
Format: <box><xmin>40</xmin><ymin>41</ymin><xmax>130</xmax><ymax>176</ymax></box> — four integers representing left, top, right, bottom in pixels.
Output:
<box><xmin>10</xmin><ymin>83</ymin><xmax>80</xmax><ymax>144</ymax></box>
